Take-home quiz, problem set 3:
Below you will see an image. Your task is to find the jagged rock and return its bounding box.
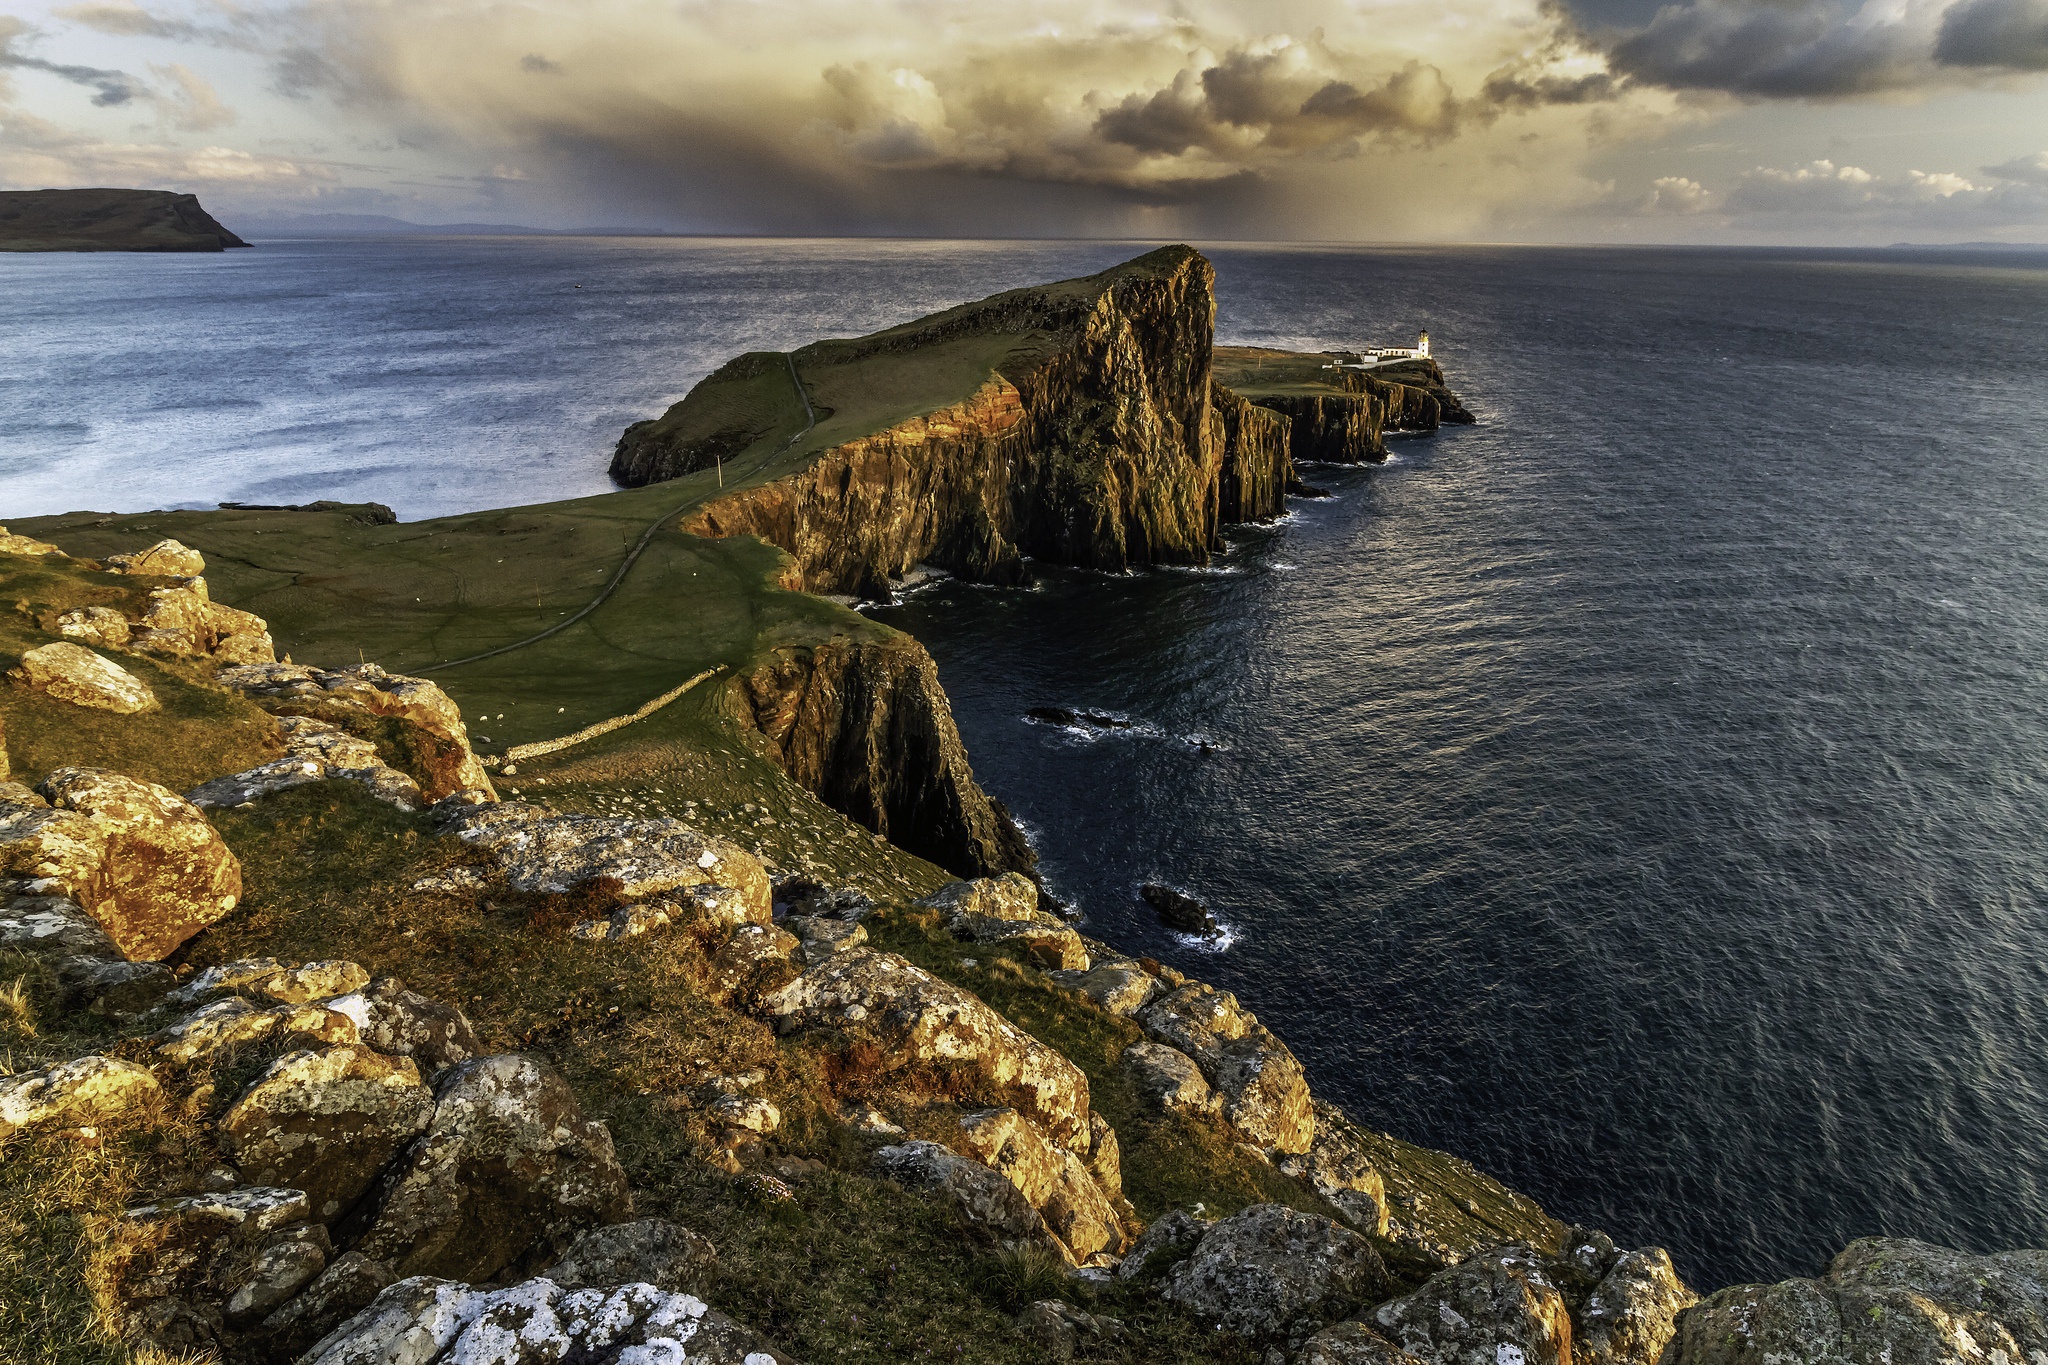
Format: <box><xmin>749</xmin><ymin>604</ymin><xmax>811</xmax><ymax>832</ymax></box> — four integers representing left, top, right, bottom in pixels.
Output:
<box><xmin>1117</xmin><ymin>1208</ymin><xmax>1213</xmax><ymax>1280</ymax></box>
<box><xmin>784</xmin><ymin>913</ymin><xmax>867</xmax><ymax>964</ymax></box>
<box><xmin>1137</xmin><ymin>981</ymin><xmax>1313</xmax><ymax>1154</ymax></box>
<box><xmin>955</xmin><ymin>1106</ymin><xmax>1124</xmax><ymax>1263</ymax></box>
<box><xmin>126</xmin><ymin>578</ymin><xmax>275</xmax><ymax>662</ymax></box>
<box><xmin>185</xmin><ymin>757</ymin><xmax>330</xmax><ymax>809</ymax></box>
<box><xmin>761</xmin><ymin>947</ymin><xmax>1092</xmax><ymax>1146</ymax></box>
<box><xmin>873</xmin><ymin>1140</ymin><xmax>1048</xmax><ymax>1244</ymax></box>
<box><xmin>56</xmin><ymin>605</ymin><xmax>133</xmax><ymax>648</ymax></box>
<box><xmin>345</xmin><ymin>1053</ymin><xmax>633</xmax><ymax>1283</ymax></box>
<box><xmin>303</xmin><ymin>1275</ymin><xmax>791</xmax><ymax>1365</ymax></box>
<box><xmin>153</xmin><ymin>997</ymin><xmax>359</xmax><ymax>1063</ymax></box>
<box><xmin>774</xmin><ymin>879</ymin><xmax>876</xmax><ymax>922</ymax></box>
<box><xmin>841</xmin><ymin>1100</ymin><xmax>904</xmax><ymax>1136</ymax></box>
<box><xmin>0</xmin><ymin>770</ymin><xmax>241</xmax><ymax>960</ymax></box>
<box><xmin>259</xmin><ymin>1251</ymin><xmax>395</xmax><ymax>1352</ymax></box>
<box><xmin>571</xmin><ymin>901</ymin><xmax>673</xmax><ymax>942</ymax></box>
<box><xmin>1578</xmin><ymin>1247</ymin><xmax>1695</xmax><ymax>1365</ymax></box>
<box><xmin>705</xmin><ymin>924</ymin><xmax>800</xmax><ymax>1007</ymax></box>
<box><xmin>1013</xmin><ymin>1298</ymin><xmax>1081</xmax><ymax>1360</ymax></box>
<box><xmin>224</xmin><ymin>1232</ymin><xmax>328</xmax><ymax>1320</ymax></box>
<box><xmin>1141</xmin><ymin>882</ymin><xmax>1218</xmax><ymax>936</ymax></box>
<box><xmin>1162</xmin><ymin>1204</ymin><xmax>1391</xmax><ymax>1337</ymax></box>
<box><xmin>109</xmin><ymin>1186</ymin><xmax>316</xmax><ymax>1340</ymax></box>
<box><xmin>0</xmin><ymin>526</ymin><xmax>64</xmax><ymax>557</ymax></box>
<box><xmin>172</xmin><ymin>957</ymin><xmax>368</xmax><ymax>1006</ymax></box>
<box><xmin>922</xmin><ymin>873</ymin><xmax>1088</xmax><ymax>970</ymax></box>
<box><xmin>1662</xmin><ymin>1236</ymin><xmax>2047</xmax><ymax>1365</ymax></box>
<box><xmin>215</xmin><ymin>661</ymin><xmax>495</xmax><ymax>801</ymax></box>
<box><xmin>323</xmin><ymin>978</ymin><xmax>481</xmax><ymax>1074</ymax></box>
<box><xmin>1300</xmin><ymin>1321</ymin><xmax>1427</xmax><ymax>1365</ymax></box>
<box><xmin>439</xmin><ymin>801</ymin><xmax>771</xmax><ymax>920</ymax></box>
<box><xmin>8</xmin><ymin>642</ymin><xmax>157</xmax><ymax>713</ymax></box>
<box><xmin>221</xmin><ymin>1045</ymin><xmax>435</xmax><ymax>1222</ymax></box>
<box><xmin>1373</xmin><ymin>1244</ymin><xmax>1576</xmax><ymax>1365</ymax></box>
<box><xmin>1051</xmin><ymin>956</ymin><xmax>1161</xmax><ymax>1016</ymax></box>
<box><xmin>0</xmin><ymin>1054</ymin><xmax>160</xmax><ymax>1136</ymax></box>
<box><xmin>0</xmin><ymin>881</ymin><xmax>170</xmax><ymax>1013</ymax></box>
<box><xmin>542</xmin><ymin>1219</ymin><xmax>718</xmax><ymax>1294</ymax></box>
<box><xmin>1121</xmin><ymin>1041</ymin><xmax>1218</xmax><ymax>1116</ymax></box>
<box><xmin>107</xmin><ymin>538</ymin><xmax>206</xmax><ymax>576</ymax></box>
<box><xmin>1280</xmin><ymin>1102</ymin><xmax>1391</xmax><ymax>1237</ymax></box>
<box><xmin>189</xmin><ymin>715</ymin><xmax>426</xmax><ymax>811</ymax></box>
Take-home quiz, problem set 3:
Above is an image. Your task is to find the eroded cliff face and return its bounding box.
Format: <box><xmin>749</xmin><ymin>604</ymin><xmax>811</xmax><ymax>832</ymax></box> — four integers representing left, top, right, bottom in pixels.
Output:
<box><xmin>1255</xmin><ymin>361</ymin><xmax>1469</xmax><ymax>468</ymax></box>
<box><xmin>731</xmin><ymin>634</ymin><xmax>1036</xmax><ymax>879</ymax></box>
<box><xmin>676</xmin><ymin>247</ymin><xmax>1246</xmax><ymax>598</ymax></box>
<box><xmin>1210</xmin><ymin>382</ymin><xmax>1296</xmax><ymax>524</ymax></box>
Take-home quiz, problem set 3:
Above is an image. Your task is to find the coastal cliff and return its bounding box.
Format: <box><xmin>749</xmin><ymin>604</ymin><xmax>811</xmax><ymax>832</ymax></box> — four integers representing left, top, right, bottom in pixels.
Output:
<box><xmin>1213</xmin><ymin>347</ymin><xmax>1475</xmax><ymax>467</ymax></box>
<box><xmin>0</xmin><ymin>188</ymin><xmax>250</xmax><ymax>253</ymax></box>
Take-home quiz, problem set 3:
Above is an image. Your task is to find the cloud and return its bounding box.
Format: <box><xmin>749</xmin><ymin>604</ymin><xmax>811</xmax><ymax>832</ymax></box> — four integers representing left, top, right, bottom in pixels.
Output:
<box><xmin>1935</xmin><ymin>0</ymin><xmax>2048</xmax><ymax>69</ymax></box>
<box><xmin>1601</xmin><ymin>0</ymin><xmax>1944</xmax><ymax>98</ymax></box>
<box><xmin>55</xmin><ymin>1</ymin><xmax>208</xmax><ymax>42</ymax></box>
<box><xmin>1644</xmin><ymin>174</ymin><xmax>1719</xmax><ymax>211</ymax></box>
<box><xmin>519</xmin><ymin>53</ymin><xmax>562</xmax><ymax>75</ymax></box>
<box><xmin>0</xmin><ymin>15</ymin><xmax>143</xmax><ymax>106</ymax></box>
<box><xmin>1985</xmin><ymin>149</ymin><xmax>2048</xmax><ymax>182</ymax></box>
<box><xmin>151</xmin><ymin>62</ymin><xmax>234</xmax><ymax>131</ymax></box>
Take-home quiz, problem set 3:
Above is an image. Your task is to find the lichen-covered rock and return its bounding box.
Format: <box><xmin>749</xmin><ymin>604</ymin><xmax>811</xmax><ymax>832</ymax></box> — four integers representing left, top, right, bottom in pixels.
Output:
<box><xmin>345</xmin><ymin>1053</ymin><xmax>633</xmax><ymax>1283</ymax></box>
<box><xmin>221</xmin><ymin>1046</ymin><xmax>435</xmax><ymax>1222</ymax></box>
<box><xmin>0</xmin><ymin>880</ymin><xmax>171</xmax><ymax>1013</ymax></box>
<box><xmin>873</xmin><ymin>1140</ymin><xmax>1049</xmax><ymax>1245</ymax></box>
<box><xmin>1137</xmin><ymin>981</ymin><xmax>1313</xmax><ymax>1153</ymax></box>
<box><xmin>1577</xmin><ymin>1247</ymin><xmax>1694</xmax><ymax>1365</ymax></box>
<box><xmin>8</xmin><ymin>642</ymin><xmax>157</xmax><ymax>713</ymax></box>
<box><xmin>921</xmin><ymin>873</ymin><xmax>1089</xmax><ymax>970</ymax></box>
<box><xmin>761</xmin><ymin>947</ymin><xmax>1092</xmax><ymax>1146</ymax></box>
<box><xmin>259</xmin><ymin>1250</ymin><xmax>395</xmax><ymax>1353</ymax></box>
<box><xmin>1051</xmin><ymin>955</ymin><xmax>1160</xmax><ymax>1016</ymax></box>
<box><xmin>1280</xmin><ymin>1101</ymin><xmax>1391</xmax><ymax>1237</ymax></box>
<box><xmin>1663</xmin><ymin>1237</ymin><xmax>2048</xmax><ymax>1365</ymax></box>
<box><xmin>171</xmin><ymin>957</ymin><xmax>369</xmax><ymax>1006</ymax></box>
<box><xmin>704</xmin><ymin>923</ymin><xmax>800</xmax><ymax>1007</ymax></box>
<box><xmin>440</xmin><ymin>801</ymin><xmax>771</xmax><ymax>920</ymax></box>
<box><xmin>0</xmin><ymin>1054</ymin><xmax>159</xmax><ymax>1136</ymax></box>
<box><xmin>127</xmin><ymin>579</ymin><xmax>275</xmax><ymax>662</ymax></box>
<box><xmin>1121</xmin><ymin>1041</ymin><xmax>1219</xmax><ymax>1117</ymax></box>
<box><xmin>1301</xmin><ymin>1321</ymin><xmax>1428</xmax><ymax>1365</ymax></box>
<box><xmin>106</xmin><ymin>538</ymin><xmax>207</xmax><ymax>576</ymax></box>
<box><xmin>1161</xmin><ymin>1204</ymin><xmax>1391</xmax><ymax>1337</ymax></box>
<box><xmin>0</xmin><ymin>769</ymin><xmax>241</xmax><ymax>960</ymax></box>
<box><xmin>185</xmin><ymin>757</ymin><xmax>330</xmax><ymax>810</ymax></box>
<box><xmin>324</xmin><ymin>978</ymin><xmax>481</xmax><ymax>1075</ymax></box>
<box><xmin>303</xmin><ymin>1274</ymin><xmax>791</xmax><ymax>1365</ymax></box>
<box><xmin>543</xmin><ymin>1219</ymin><xmax>718</xmax><ymax>1294</ymax></box>
<box><xmin>955</xmin><ymin>1106</ymin><xmax>1125</xmax><ymax>1263</ymax></box>
<box><xmin>1373</xmin><ymin>1244</ymin><xmax>1575</xmax><ymax>1365</ymax></box>
<box><xmin>784</xmin><ymin>913</ymin><xmax>868</xmax><ymax>964</ymax></box>
<box><xmin>153</xmin><ymin>996</ymin><xmax>358</xmax><ymax>1063</ymax></box>
<box><xmin>57</xmin><ymin>605</ymin><xmax>132</xmax><ymax>648</ymax></box>
<box><xmin>224</xmin><ymin>1232</ymin><xmax>328</xmax><ymax>1321</ymax></box>
<box><xmin>0</xmin><ymin>526</ymin><xmax>64</xmax><ymax>557</ymax></box>
<box><xmin>216</xmin><ymin>661</ymin><xmax>495</xmax><ymax>801</ymax></box>
<box><xmin>1117</xmin><ymin>1207</ymin><xmax>1213</xmax><ymax>1280</ymax></box>
<box><xmin>108</xmin><ymin>1185</ymin><xmax>316</xmax><ymax>1342</ymax></box>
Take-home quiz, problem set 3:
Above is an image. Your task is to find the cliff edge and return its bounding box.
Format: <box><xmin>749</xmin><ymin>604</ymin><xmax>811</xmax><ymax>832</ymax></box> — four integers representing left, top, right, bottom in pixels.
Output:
<box><xmin>0</xmin><ymin>188</ymin><xmax>251</xmax><ymax>252</ymax></box>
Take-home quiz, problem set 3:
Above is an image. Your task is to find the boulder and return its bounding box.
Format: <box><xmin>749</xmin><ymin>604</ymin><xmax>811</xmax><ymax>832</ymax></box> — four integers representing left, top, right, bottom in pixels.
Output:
<box><xmin>106</xmin><ymin>538</ymin><xmax>206</xmax><ymax>576</ymax></box>
<box><xmin>0</xmin><ymin>1054</ymin><xmax>160</xmax><ymax>1137</ymax></box>
<box><xmin>1301</xmin><ymin>1321</ymin><xmax>1428</xmax><ymax>1365</ymax></box>
<box><xmin>128</xmin><ymin>580</ymin><xmax>275</xmax><ymax>662</ymax></box>
<box><xmin>185</xmin><ymin>757</ymin><xmax>330</xmax><ymax>810</ymax></box>
<box><xmin>1116</xmin><ymin>1207</ymin><xmax>1213</xmax><ymax>1280</ymax></box>
<box><xmin>873</xmin><ymin>1140</ymin><xmax>1048</xmax><ymax>1245</ymax></box>
<box><xmin>153</xmin><ymin>997</ymin><xmax>358</xmax><ymax>1063</ymax></box>
<box><xmin>324</xmin><ymin>978</ymin><xmax>481</xmax><ymax>1074</ymax></box>
<box><xmin>1050</xmin><ymin>956</ymin><xmax>1161</xmax><ymax>1016</ymax></box>
<box><xmin>783</xmin><ymin>913</ymin><xmax>868</xmax><ymax>965</ymax></box>
<box><xmin>1663</xmin><ymin>1236</ymin><xmax>2048</xmax><ymax>1365</ymax></box>
<box><xmin>172</xmin><ymin>957</ymin><xmax>369</xmax><ymax>1006</ymax></box>
<box><xmin>345</xmin><ymin>1053</ymin><xmax>633</xmax><ymax>1283</ymax></box>
<box><xmin>704</xmin><ymin>923</ymin><xmax>800</xmax><ymax>1007</ymax></box>
<box><xmin>215</xmin><ymin>662</ymin><xmax>494</xmax><ymax>801</ymax></box>
<box><xmin>221</xmin><ymin>1045</ymin><xmax>436</xmax><ymax>1222</ymax></box>
<box><xmin>56</xmin><ymin>605</ymin><xmax>132</xmax><ymax>648</ymax></box>
<box><xmin>1373</xmin><ymin>1244</ymin><xmax>1576</xmax><ymax>1365</ymax></box>
<box><xmin>8</xmin><ymin>642</ymin><xmax>157</xmax><ymax>713</ymax></box>
<box><xmin>760</xmin><ymin>947</ymin><xmax>1092</xmax><ymax>1147</ymax></box>
<box><xmin>2</xmin><ymin>769</ymin><xmax>241</xmax><ymax>960</ymax></box>
<box><xmin>1162</xmin><ymin>1204</ymin><xmax>1392</xmax><ymax>1337</ymax></box>
<box><xmin>1013</xmin><ymin>1299</ymin><xmax>1122</xmax><ymax>1359</ymax></box>
<box><xmin>1142</xmin><ymin>882</ymin><xmax>1219</xmax><ymax>936</ymax></box>
<box><xmin>303</xmin><ymin>1275</ymin><xmax>791</xmax><ymax>1365</ymax></box>
<box><xmin>257</xmin><ymin>1251</ymin><xmax>395</xmax><ymax>1353</ymax></box>
<box><xmin>0</xmin><ymin>880</ymin><xmax>170</xmax><ymax>1014</ymax></box>
<box><xmin>542</xmin><ymin>1219</ymin><xmax>718</xmax><ymax>1294</ymax></box>
<box><xmin>439</xmin><ymin>801</ymin><xmax>771</xmax><ymax>920</ymax></box>
<box><xmin>955</xmin><ymin>1106</ymin><xmax>1125</xmax><ymax>1263</ymax></box>
<box><xmin>1121</xmin><ymin>1041</ymin><xmax>1219</xmax><ymax>1117</ymax></box>
<box><xmin>1578</xmin><ymin>1247</ymin><xmax>1695</xmax><ymax>1365</ymax></box>
<box><xmin>0</xmin><ymin>526</ymin><xmax>64</xmax><ymax>557</ymax></box>
<box><xmin>921</xmin><ymin>873</ymin><xmax>1088</xmax><ymax>970</ymax></box>
<box><xmin>109</xmin><ymin>1186</ymin><xmax>316</xmax><ymax>1335</ymax></box>
<box><xmin>1137</xmin><ymin>981</ymin><xmax>1313</xmax><ymax>1153</ymax></box>
<box><xmin>224</xmin><ymin>1231</ymin><xmax>329</xmax><ymax>1321</ymax></box>
<box><xmin>1279</xmin><ymin>1101</ymin><xmax>1391</xmax><ymax>1237</ymax></box>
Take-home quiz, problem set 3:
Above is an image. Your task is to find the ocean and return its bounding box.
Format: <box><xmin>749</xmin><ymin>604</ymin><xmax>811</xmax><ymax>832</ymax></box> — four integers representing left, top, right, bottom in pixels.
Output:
<box><xmin>6</xmin><ymin>236</ymin><xmax>2047</xmax><ymax>1289</ymax></box>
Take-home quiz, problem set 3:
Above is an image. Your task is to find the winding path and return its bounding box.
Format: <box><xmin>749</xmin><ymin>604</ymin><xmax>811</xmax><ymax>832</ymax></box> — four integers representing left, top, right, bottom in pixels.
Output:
<box><xmin>420</xmin><ymin>354</ymin><xmax>815</xmax><ymax>674</ymax></box>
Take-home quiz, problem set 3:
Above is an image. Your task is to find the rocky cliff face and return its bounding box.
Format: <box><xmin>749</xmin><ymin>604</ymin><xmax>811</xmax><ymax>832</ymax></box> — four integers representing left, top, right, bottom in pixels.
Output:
<box><xmin>1211</xmin><ymin>382</ymin><xmax>1296</xmax><ymax>523</ymax></box>
<box><xmin>665</xmin><ymin>247</ymin><xmax>1272</xmax><ymax>598</ymax></box>
<box><xmin>731</xmin><ymin>634</ymin><xmax>1036</xmax><ymax>879</ymax></box>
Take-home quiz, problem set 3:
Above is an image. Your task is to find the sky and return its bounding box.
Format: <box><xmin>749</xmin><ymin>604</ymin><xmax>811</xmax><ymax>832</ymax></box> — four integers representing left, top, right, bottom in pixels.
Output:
<box><xmin>1</xmin><ymin>0</ymin><xmax>2045</xmax><ymax>243</ymax></box>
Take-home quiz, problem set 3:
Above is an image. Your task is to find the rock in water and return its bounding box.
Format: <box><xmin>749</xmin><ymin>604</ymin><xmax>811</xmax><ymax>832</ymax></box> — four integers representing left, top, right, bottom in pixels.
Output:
<box><xmin>8</xmin><ymin>642</ymin><xmax>158</xmax><ymax>713</ymax></box>
<box><xmin>1141</xmin><ymin>882</ymin><xmax>1219</xmax><ymax>936</ymax></box>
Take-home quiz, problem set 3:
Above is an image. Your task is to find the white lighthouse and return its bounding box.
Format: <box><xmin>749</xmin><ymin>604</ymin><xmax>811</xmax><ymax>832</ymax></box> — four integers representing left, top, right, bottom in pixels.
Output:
<box><xmin>1417</xmin><ymin>330</ymin><xmax>1430</xmax><ymax>358</ymax></box>
<box><xmin>1340</xmin><ymin>330</ymin><xmax>1435</xmax><ymax>370</ymax></box>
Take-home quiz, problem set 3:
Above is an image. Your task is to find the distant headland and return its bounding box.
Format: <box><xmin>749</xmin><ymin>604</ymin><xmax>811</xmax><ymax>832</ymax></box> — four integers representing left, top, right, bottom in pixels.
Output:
<box><xmin>0</xmin><ymin>188</ymin><xmax>249</xmax><ymax>253</ymax></box>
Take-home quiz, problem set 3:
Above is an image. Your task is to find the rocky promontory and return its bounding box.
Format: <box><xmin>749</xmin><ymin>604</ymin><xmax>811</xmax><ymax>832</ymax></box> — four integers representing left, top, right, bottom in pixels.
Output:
<box><xmin>0</xmin><ymin>188</ymin><xmax>250</xmax><ymax>252</ymax></box>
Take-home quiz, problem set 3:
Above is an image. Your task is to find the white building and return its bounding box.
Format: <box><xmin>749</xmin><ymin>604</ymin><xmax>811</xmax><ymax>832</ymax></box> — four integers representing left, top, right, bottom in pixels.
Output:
<box><xmin>1338</xmin><ymin>331</ymin><xmax>1431</xmax><ymax>369</ymax></box>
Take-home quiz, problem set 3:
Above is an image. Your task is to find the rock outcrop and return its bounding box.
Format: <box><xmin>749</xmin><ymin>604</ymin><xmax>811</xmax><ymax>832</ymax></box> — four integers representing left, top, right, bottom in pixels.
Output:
<box><xmin>0</xmin><ymin>769</ymin><xmax>241</xmax><ymax>960</ymax></box>
<box><xmin>0</xmin><ymin>1054</ymin><xmax>161</xmax><ymax>1137</ymax></box>
<box><xmin>1135</xmin><ymin>980</ymin><xmax>1314</xmax><ymax>1154</ymax></box>
<box><xmin>922</xmin><ymin>873</ymin><xmax>1087</xmax><ymax>969</ymax></box>
<box><xmin>1160</xmin><ymin>1204</ymin><xmax>1393</xmax><ymax>1337</ymax></box>
<box><xmin>8</xmin><ymin>642</ymin><xmax>158</xmax><ymax>713</ymax></box>
<box><xmin>734</xmin><ymin>635</ymin><xmax>1035</xmax><ymax>879</ymax></box>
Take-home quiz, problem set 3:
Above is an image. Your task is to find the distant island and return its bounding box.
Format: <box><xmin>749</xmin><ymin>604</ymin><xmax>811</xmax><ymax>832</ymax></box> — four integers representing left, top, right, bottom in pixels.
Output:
<box><xmin>0</xmin><ymin>188</ymin><xmax>249</xmax><ymax>253</ymax></box>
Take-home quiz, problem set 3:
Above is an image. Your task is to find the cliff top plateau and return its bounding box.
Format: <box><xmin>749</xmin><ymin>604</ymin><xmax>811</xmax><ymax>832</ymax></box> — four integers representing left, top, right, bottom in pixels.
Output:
<box><xmin>4</xmin><ymin>249</ymin><xmax>2028</xmax><ymax>1365</ymax></box>
<box><xmin>0</xmin><ymin>188</ymin><xmax>251</xmax><ymax>253</ymax></box>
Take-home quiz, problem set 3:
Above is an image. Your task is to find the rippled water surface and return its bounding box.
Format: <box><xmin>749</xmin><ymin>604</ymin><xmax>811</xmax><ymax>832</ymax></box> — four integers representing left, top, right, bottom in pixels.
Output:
<box><xmin>7</xmin><ymin>238</ymin><xmax>2047</xmax><ymax>1289</ymax></box>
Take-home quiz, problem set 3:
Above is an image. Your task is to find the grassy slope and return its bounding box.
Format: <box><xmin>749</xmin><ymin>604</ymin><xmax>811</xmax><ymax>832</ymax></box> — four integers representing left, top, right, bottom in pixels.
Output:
<box><xmin>1213</xmin><ymin>345</ymin><xmax>1355</xmax><ymax>399</ymax></box>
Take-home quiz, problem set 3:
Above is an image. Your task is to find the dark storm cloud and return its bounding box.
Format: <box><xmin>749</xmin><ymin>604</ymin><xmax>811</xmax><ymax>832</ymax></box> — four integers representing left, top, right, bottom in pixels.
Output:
<box><xmin>1602</xmin><ymin>0</ymin><xmax>1933</xmax><ymax>97</ymax></box>
<box><xmin>1936</xmin><ymin>0</ymin><xmax>2048</xmax><ymax>69</ymax></box>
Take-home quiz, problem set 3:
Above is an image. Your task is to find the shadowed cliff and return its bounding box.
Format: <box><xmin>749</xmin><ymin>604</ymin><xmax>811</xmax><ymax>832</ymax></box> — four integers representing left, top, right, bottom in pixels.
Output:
<box><xmin>0</xmin><ymin>188</ymin><xmax>250</xmax><ymax>253</ymax></box>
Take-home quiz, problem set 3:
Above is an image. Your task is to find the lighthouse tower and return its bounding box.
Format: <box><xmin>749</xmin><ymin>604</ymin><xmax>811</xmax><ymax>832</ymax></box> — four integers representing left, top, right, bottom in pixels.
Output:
<box><xmin>1417</xmin><ymin>330</ymin><xmax>1431</xmax><ymax>358</ymax></box>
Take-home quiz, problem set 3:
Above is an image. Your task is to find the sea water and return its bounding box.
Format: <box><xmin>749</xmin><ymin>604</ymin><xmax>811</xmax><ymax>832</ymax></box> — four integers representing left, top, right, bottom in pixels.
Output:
<box><xmin>6</xmin><ymin>237</ymin><xmax>2047</xmax><ymax>1289</ymax></box>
